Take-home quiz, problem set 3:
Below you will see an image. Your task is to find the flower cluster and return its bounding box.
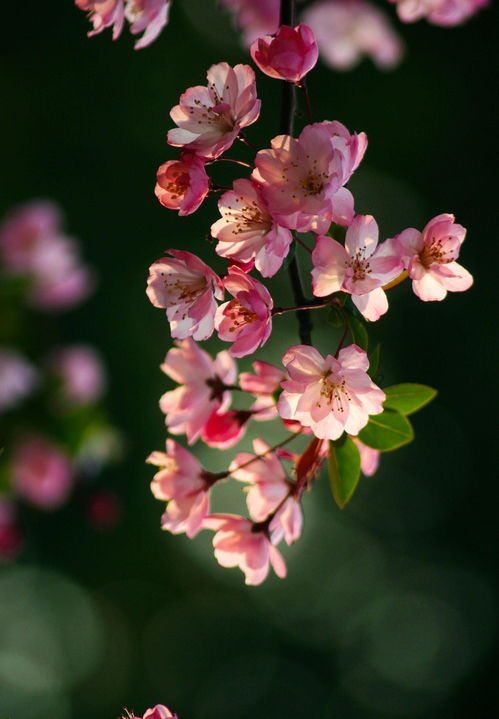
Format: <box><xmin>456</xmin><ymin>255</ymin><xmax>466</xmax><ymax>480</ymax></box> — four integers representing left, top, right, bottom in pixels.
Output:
<box><xmin>145</xmin><ymin>27</ymin><xmax>473</xmax><ymax>585</ymax></box>
<box><xmin>389</xmin><ymin>0</ymin><xmax>489</xmax><ymax>26</ymax></box>
<box><xmin>75</xmin><ymin>0</ymin><xmax>171</xmax><ymax>49</ymax></box>
<box><xmin>0</xmin><ymin>201</ymin><xmax>121</xmax><ymax>561</ymax></box>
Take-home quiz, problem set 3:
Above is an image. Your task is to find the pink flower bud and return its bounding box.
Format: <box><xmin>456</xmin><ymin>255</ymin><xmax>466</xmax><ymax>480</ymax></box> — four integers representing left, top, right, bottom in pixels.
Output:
<box><xmin>250</xmin><ymin>24</ymin><xmax>319</xmax><ymax>83</ymax></box>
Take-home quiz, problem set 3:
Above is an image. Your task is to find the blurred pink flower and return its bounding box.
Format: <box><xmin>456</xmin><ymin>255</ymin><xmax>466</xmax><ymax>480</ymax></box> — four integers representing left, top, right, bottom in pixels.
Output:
<box><xmin>250</xmin><ymin>24</ymin><xmax>318</xmax><ymax>82</ymax></box>
<box><xmin>0</xmin><ymin>348</ymin><xmax>38</xmax><ymax>412</ymax></box>
<box><xmin>75</xmin><ymin>0</ymin><xmax>125</xmax><ymax>40</ymax></box>
<box><xmin>239</xmin><ymin>359</ymin><xmax>285</xmax><ymax>394</ymax></box>
<box><xmin>389</xmin><ymin>0</ymin><xmax>488</xmax><ymax>26</ymax></box>
<box><xmin>0</xmin><ymin>201</ymin><xmax>60</xmax><ymax>272</ymax></box>
<box><xmin>203</xmin><ymin>513</ymin><xmax>287</xmax><ymax>585</ymax></box>
<box><xmin>11</xmin><ymin>437</ymin><xmax>73</xmax><ymax>510</ymax></box>
<box><xmin>394</xmin><ymin>213</ymin><xmax>473</xmax><ymax>301</ymax></box>
<box><xmin>311</xmin><ymin>214</ymin><xmax>403</xmax><ymax>320</ymax></box>
<box><xmin>215</xmin><ymin>266</ymin><xmax>273</xmax><ymax>358</ymax></box>
<box><xmin>50</xmin><ymin>345</ymin><xmax>106</xmax><ymax>405</ymax></box>
<box><xmin>168</xmin><ymin>62</ymin><xmax>261</xmax><ymax>160</ymax></box>
<box><xmin>303</xmin><ymin>0</ymin><xmax>403</xmax><ymax>71</ymax></box>
<box><xmin>125</xmin><ymin>0</ymin><xmax>171</xmax><ymax>49</ymax></box>
<box><xmin>155</xmin><ymin>153</ymin><xmax>209</xmax><ymax>216</ymax></box>
<box><xmin>278</xmin><ymin>344</ymin><xmax>385</xmax><ymax>440</ymax></box>
<box><xmin>0</xmin><ymin>499</ymin><xmax>23</xmax><ymax>561</ymax></box>
<box><xmin>352</xmin><ymin>437</ymin><xmax>380</xmax><ymax>476</ymax></box>
<box><xmin>212</xmin><ymin>178</ymin><xmax>293</xmax><ymax>278</ymax></box>
<box><xmin>147</xmin><ymin>250</ymin><xmax>224</xmax><ymax>341</ymax></box>
<box><xmin>159</xmin><ymin>339</ymin><xmax>236</xmax><ymax>444</ymax></box>
<box><xmin>220</xmin><ymin>0</ymin><xmax>280</xmax><ymax>45</ymax></box>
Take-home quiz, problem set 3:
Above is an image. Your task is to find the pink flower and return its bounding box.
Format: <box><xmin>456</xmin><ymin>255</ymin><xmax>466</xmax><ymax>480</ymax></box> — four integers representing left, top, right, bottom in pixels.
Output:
<box><xmin>155</xmin><ymin>153</ymin><xmax>209</xmax><ymax>216</ymax></box>
<box><xmin>11</xmin><ymin>437</ymin><xmax>73</xmax><ymax>510</ymax></box>
<box><xmin>0</xmin><ymin>201</ymin><xmax>61</xmax><ymax>272</ymax></box>
<box><xmin>278</xmin><ymin>344</ymin><xmax>385</xmax><ymax>440</ymax></box>
<box><xmin>239</xmin><ymin>360</ymin><xmax>285</xmax><ymax>394</ymax></box>
<box><xmin>220</xmin><ymin>0</ymin><xmax>280</xmax><ymax>46</ymax></box>
<box><xmin>146</xmin><ymin>251</ymin><xmax>224</xmax><ymax>341</ymax></box>
<box><xmin>231</xmin><ymin>438</ymin><xmax>302</xmax><ymax>545</ymax></box>
<box><xmin>252</xmin><ymin>122</ymin><xmax>366</xmax><ymax>233</ymax></box>
<box><xmin>201</xmin><ymin>409</ymin><xmax>250</xmax><ymax>449</ymax></box>
<box><xmin>394</xmin><ymin>213</ymin><xmax>473</xmax><ymax>301</ymax></box>
<box><xmin>202</xmin><ymin>513</ymin><xmax>287</xmax><ymax>585</ymax></box>
<box><xmin>215</xmin><ymin>267</ymin><xmax>273</xmax><ymax>358</ymax></box>
<box><xmin>75</xmin><ymin>0</ymin><xmax>125</xmax><ymax>40</ymax></box>
<box><xmin>0</xmin><ymin>349</ymin><xmax>38</xmax><ymax>412</ymax></box>
<box><xmin>311</xmin><ymin>214</ymin><xmax>403</xmax><ymax>320</ymax></box>
<box><xmin>159</xmin><ymin>339</ymin><xmax>237</xmax><ymax>444</ymax></box>
<box><xmin>389</xmin><ymin>0</ymin><xmax>488</xmax><ymax>26</ymax></box>
<box><xmin>303</xmin><ymin>0</ymin><xmax>403</xmax><ymax>71</ymax></box>
<box><xmin>147</xmin><ymin>439</ymin><xmax>219</xmax><ymax>537</ymax></box>
<box><xmin>250</xmin><ymin>24</ymin><xmax>319</xmax><ymax>83</ymax></box>
<box><xmin>50</xmin><ymin>345</ymin><xmax>106</xmax><ymax>405</ymax></box>
<box><xmin>211</xmin><ymin>178</ymin><xmax>293</xmax><ymax>278</ymax></box>
<box><xmin>167</xmin><ymin>63</ymin><xmax>261</xmax><ymax>160</ymax></box>
<box><xmin>139</xmin><ymin>706</ymin><xmax>178</xmax><ymax>719</ymax></box>
<box><xmin>352</xmin><ymin>437</ymin><xmax>380</xmax><ymax>476</ymax></box>
<box><xmin>124</xmin><ymin>0</ymin><xmax>171</xmax><ymax>49</ymax></box>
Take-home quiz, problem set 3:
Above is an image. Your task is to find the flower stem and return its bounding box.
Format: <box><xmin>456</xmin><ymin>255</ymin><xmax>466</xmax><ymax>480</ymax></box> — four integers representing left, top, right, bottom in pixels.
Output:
<box><xmin>296</xmin><ymin>79</ymin><xmax>313</xmax><ymax>123</ymax></box>
<box><xmin>238</xmin><ymin>133</ymin><xmax>258</xmax><ymax>152</ymax></box>
<box><xmin>225</xmin><ymin>430</ymin><xmax>303</xmax><ymax>477</ymax></box>
<box><xmin>383</xmin><ymin>269</ymin><xmax>408</xmax><ymax>291</ymax></box>
<box><xmin>214</xmin><ymin>157</ymin><xmax>253</xmax><ymax>169</ymax></box>
<box><xmin>273</xmin><ymin>300</ymin><xmax>331</xmax><ymax>315</ymax></box>
<box><xmin>294</xmin><ymin>234</ymin><xmax>313</xmax><ymax>254</ymax></box>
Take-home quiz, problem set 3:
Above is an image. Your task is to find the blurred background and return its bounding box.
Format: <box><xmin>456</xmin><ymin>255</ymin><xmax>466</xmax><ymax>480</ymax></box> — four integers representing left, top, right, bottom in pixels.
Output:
<box><xmin>0</xmin><ymin>1</ymin><xmax>497</xmax><ymax>717</ymax></box>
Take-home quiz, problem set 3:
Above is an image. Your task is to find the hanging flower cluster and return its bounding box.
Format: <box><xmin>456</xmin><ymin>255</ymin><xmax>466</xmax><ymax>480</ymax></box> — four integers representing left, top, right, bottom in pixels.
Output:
<box><xmin>144</xmin><ymin>23</ymin><xmax>473</xmax><ymax>585</ymax></box>
<box><xmin>0</xmin><ymin>201</ymin><xmax>122</xmax><ymax>561</ymax></box>
<box><xmin>75</xmin><ymin>0</ymin><xmax>171</xmax><ymax>49</ymax></box>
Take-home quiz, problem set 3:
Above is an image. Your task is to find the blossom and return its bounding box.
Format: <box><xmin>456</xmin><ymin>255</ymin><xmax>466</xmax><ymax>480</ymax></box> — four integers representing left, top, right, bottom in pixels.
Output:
<box><xmin>211</xmin><ymin>178</ymin><xmax>293</xmax><ymax>278</ymax></box>
<box><xmin>0</xmin><ymin>201</ymin><xmax>61</xmax><ymax>272</ymax></box>
<box><xmin>201</xmin><ymin>409</ymin><xmax>251</xmax><ymax>449</ymax></box>
<box><xmin>75</xmin><ymin>0</ymin><xmax>125</xmax><ymax>40</ymax></box>
<box><xmin>352</xmin><ymin>437</ymin><xmax>380</xmax><ymax>476</ymax></box>
<box><xmin>239</xmin><ymin>359</ymin><xmax>285</xmax><ymax>394</ymax></box>
<box><xmin>11</xmin><ymin>437</ymin><xmax>73</xmax><ymax>510</ymax></box>
<box><xmin>146</xmin><ymin>251</ymin><xmax>224</xmax><ymax>340</ymax></box>
<box><xmin>202</xmin><ymin>513</ymin><xmax>287</xmax><ymax>585</ymax></box>
<box><xmin>125</xmin><ymin>0</ymin><xmax>171</xmax><ymax>49</ymax></box>
<box><xmin>139</xmin><ymin>706</ymin><xmax>178</xmax><ymax>719</ymax></box>
<box><xmin>167</xmin><ymin>62</ymin><xmax>261</xmax><ymax>160</ymax></box>
<box><xmin>147</xmin><ymin>439</ymin><xmax>218</xmax><ymax>537</ymax></box>
<box><xmin>220</xmin><ymin>0</ymin><xmax>280</xmax><ymax>46</ymax></box>
<box><xmin>49</xmin><ymin>345</ymin><xmax>106</xmax><ymax>405</ymax></box>
<box><xmin>303</xmin><ymin>0</ymin><xmax>403</xmax><ymax>71</ymax></box>
<box><xmin>159</xmin><ymin>339</ymin><xmax>236</xmax><ymax>444</ymax></box>
<box><xmin>250</xmin><ymin>24</ymin><xmax>319</xmax><ymax>83</ymax></box>
<box><xmin>155</xmin><ymin>153</ymin><xmax>210</xmax><ymax>216</ymax></box>
<box><xmin>231</xmin><ymin>438</ymin><xmax>303</xmax><ymax>545</ymax></box>
<box><xmin>252</xmin><ymin>122</ymin><xmax>366</xmax><ymax>232</ymax></box>
<box><xmin>215</xmin><ymin>266</ymin><xmax>273</xmax><ymax>357</ymax></box>
<box><xmin>389</xmin><ymin>0</ymin><xmax>488</xmax><ymax>26</ymax></box>
<box><xmin>278</xmin><ymin>344</ymin><xmax>385</xmax><ymax>440</ymax></box>
<box><xmin>311</xmin><ymin>214</ymin><xmax>403</xmax><ymax>320</ymax></box>
<box><xmin>394</xmin><ymin>213</ymin><xmax>473</xmax><ymax>301</ymax></box>
<box><xmin>0</xmin><ymin>349</ymin><xmax>38</xmax><ymax>412</ymax></box>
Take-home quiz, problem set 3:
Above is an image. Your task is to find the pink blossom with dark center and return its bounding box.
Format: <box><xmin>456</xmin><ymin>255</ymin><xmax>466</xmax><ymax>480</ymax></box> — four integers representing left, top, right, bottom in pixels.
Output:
<box><xmin>124</xmin><ymin>0</ymin><xmax>171</xmax><ymax>49</ymax></box>
<box><xmin>311</xmin><ymin>214</ymin><xmax>403</xmax><ymax>320</ymax></box>
<box><xmin>75</xmin><ymin>0</ymin><xmax>125</xmax><ymax>40</ymax></box>
<box><xmin>155</xmin><ymin>153</ymin><xmax>209</xmax><ymax>216</ymax></box>
<box><xmin>168</xmin><ymin>62</ymin><xmax>261</xmax><ymax>160</ymax></box>
<box><xmin>147</xmin><ymin>250</ymin><xmax>224</xmax><ymax>340</ymax></box>
<box><xmin>215</xmin><ymin>266</ymin><xmax>273</xmax><ymax>357</ymax></box>
<box><xmin>212</xmin><ymin>178</ymin><xmax>293</xmax><ymax>278</ymax></box>
<box><xmin>250</xmin><ymin>24</ymin><xmax>319</xmax><ymax>83</ymax></box>
<box><xmin>394</xmin><ymin>213</ymin><xmax>473</xmax><ymax>301</ymax></box>
<box><xmin>11</xmin><ymin>437</ymin><xmax>73</xmax><ymax>510</ymax></box>
<box><xmin>278</xmin><ymin>344</ymin><xmax>385</xmax><ymax>440</ymax></box>
<box><xmin>202</xmin><ymin>513</ymin><xmax>287</xmax><ymax>585</ymax></box>
<box><xmin>159</xmin><ymin>339</ymin><xmax>237</xmax><ymax>444</ymax></box>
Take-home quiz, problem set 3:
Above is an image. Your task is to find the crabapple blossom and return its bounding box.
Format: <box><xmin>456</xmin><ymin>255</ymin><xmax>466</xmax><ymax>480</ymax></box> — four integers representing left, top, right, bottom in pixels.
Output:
<box><xmin>159</xmin><ymin>338</ymin><xmax>236</xmax><ymax>444</ymax></box>
<box><xmin>11</xmin><ymin>437</ymin><xmax>73</xmax><ymax>510</ymax></box>
<box><xmin>147</xmin><ymin>250</ymin><xmax>224</xmax><ymax>340</ymax></box>
<box><xmin>140</xmin><ymin>706</ymin><xmax>178</xmax><ymax>719</ymax></box>
<box><xmin>311</xmin><ymin>214</ymin><xmax>403</xmax><ymax>320</ymax></box>
<box><xmin>215</xmin><ymin>266</ymin><xmax>273</xmax><ymax>357</ymax></box>
<box><xmin>239</xmin><ymin>359</ymin><xmax>286</xmax><ymax>394</ymax></box>
<box><xmin>49</xmin><ymin>345</ymin><xmax>106</xmax><ymax>405</ymax></box>
<box><xmin>167</xmin><ymin>62</ymin><xmax>261</xmax><ymax>160</ymax></box>
<box><xmin>394</xmin><ymin>213</ymin><xmax>473</xmax><ymax>301</ymax></box>
<box><xmin>389</xmin><ymin>0</ymin><xmax>488</xmax><ymax>26</ymax></box>
<box><xmin>211</xmin><ymin>178</ymin><xmax>293</xmax><ymax>278</ymax></box>
<box><xmin>155</xmin><ymin>153</ymin><xmax>209</xmax><ymax>216</ymax></box>
<box><xmin>0</xmin><ymin>349</ymin><xmax>38</xmax><ymax>412</ymax></box>
<box><xmin>124</xmin><ymin>0</ymin><xmax>171</xmax><ymax>49</ymax></box>
<box><xmin>303</xmin><ymin>0</ymin><xmax>403</xmax><ymax>71</ymax></box>
<box><xmin>202</xmin><ymin>513</ymin><xmax>287</xmax><ymax>585</ymax></box>
<box><xmin>147</xmin><ymin>439</ymin><xmax>220</xmax><ymax>537</ymax></box>
<box><xmin>250</xmin><ymin>24</ymin><xmax>319</xmax><ymax>83</ymax></box>
<box><xmin>278</xmin><ymin>344</ymin><xmax>385</xmax><ymax>440</ymax></box>
<box><xmin>220</xmin><ymin>0</ymin><xmax>280</xmax><ymax>45</ymax></box>
<box><xmin>0</xmin><ymin>201</ymin><xmax>61</xmax><ymax>272</ymax></box>
<box><xmin>75</xmin><ymin>0</ymin><xmax>125</xmax><ymax>40</ymax></box>
<box><xmin>353</xmin><ymin>437</ymin><xmax>380</xmax><ymax>476</ymax></box>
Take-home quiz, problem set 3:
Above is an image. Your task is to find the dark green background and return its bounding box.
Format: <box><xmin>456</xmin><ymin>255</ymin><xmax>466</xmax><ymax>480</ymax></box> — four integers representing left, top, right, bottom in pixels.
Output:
<box><xmin>0</xmin><ymin>1</ymin><xmax>497</xmax><ymax>717</ymax></box>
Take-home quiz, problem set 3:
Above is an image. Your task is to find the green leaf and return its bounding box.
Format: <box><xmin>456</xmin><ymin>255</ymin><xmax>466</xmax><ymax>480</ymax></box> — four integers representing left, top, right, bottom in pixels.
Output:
<box><xmin>349</xmin><ymin>315</ymin><xmax>368</xmax><ymax>352</ymax></box>
<box><xmin>368</xmin><ymin>343</ymin><xmax>381</xmax><ymax>380</ymax></box>
<box><xmin>327</xmin><ymin>306</ymin><xmax>344</xmax><ymax>327</ymax></box>
<box><xmin>383</xmin><ymin>383</ymin><xmax>437</xmax><ymax>415</ymax></box>
<box><xmin>358</xmin><ymin>409</ymin><xmax>414</xmax><ymax>452</ymax></box>
<box><xmin>328</xmin><ymin>435</ymin><xmax>361</xmax><ymax>509</ymax></box>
